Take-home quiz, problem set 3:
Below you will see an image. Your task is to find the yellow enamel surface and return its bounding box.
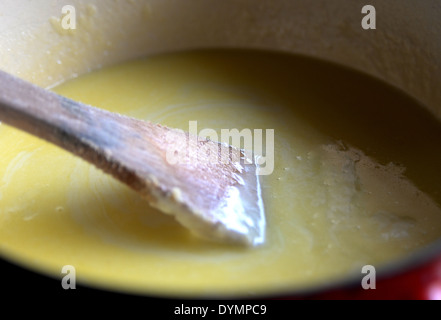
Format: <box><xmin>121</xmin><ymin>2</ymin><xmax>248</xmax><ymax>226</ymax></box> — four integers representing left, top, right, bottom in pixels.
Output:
<box><xmin>1</xmin><ymin>50</ymin><xmax>441</xmax><ymax>297</ymax></box>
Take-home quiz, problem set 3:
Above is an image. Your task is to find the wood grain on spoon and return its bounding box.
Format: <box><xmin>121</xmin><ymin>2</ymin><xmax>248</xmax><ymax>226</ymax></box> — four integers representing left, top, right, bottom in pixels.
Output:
<box><xmin>0</xmin><ymin>70</ymin><xmax>265</xmax><ymax>246</ymax></box>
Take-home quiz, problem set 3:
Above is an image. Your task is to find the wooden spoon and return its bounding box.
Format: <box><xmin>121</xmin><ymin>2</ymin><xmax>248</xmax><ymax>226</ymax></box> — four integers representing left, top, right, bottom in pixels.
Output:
<box><xmin>0</xmin><ymin>70</ymin><xmax>265</xmax><ymax>246</ymax></box>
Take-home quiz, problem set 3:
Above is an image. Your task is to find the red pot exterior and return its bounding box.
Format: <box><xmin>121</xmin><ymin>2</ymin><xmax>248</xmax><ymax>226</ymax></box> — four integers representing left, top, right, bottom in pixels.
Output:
<box><xmin>304</xmin><ymin>256</ymin><xmax>441</xmax><ymax>300</ymax></box>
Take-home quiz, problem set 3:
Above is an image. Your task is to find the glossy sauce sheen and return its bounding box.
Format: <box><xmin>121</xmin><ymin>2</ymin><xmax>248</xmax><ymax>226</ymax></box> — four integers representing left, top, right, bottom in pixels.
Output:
<box><xmin>1</xmin><ymin>50</ymin><xmax>441</xmax><ymax>296</ymax></box>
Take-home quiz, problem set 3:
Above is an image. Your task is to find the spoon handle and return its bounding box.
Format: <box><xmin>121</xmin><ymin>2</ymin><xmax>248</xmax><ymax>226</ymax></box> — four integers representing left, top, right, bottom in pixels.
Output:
<box><xmin>0</xmin><ymin>69</ymin><xmax>150</xmax><ymax>190</ymax></box>
<box><xmin>0</xmin><ymin>70</ymin><xmax>118</xmax><ymax>151</ymax></box>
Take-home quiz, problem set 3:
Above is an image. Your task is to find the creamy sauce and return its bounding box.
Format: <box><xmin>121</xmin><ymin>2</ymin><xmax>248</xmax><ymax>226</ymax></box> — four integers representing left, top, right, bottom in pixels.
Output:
<box><xmin>1</xmin><ymin>50</ymin><xmax>441</xmax><ymax>296</ymax></box>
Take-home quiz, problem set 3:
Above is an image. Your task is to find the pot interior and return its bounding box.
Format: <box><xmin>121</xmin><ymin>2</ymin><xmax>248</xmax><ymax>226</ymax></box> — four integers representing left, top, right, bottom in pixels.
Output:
<box><xmin>1</xmin><ymin>0</ymin><xmax>441</xmax><ymax>297</ymax></box>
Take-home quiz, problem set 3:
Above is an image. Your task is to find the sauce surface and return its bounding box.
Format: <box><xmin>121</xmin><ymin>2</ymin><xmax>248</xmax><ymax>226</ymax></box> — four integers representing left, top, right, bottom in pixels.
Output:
<box><xmin>1</xmin><ymin>50</ymin><xmax>441</xmax><ymax>296</ymax></box>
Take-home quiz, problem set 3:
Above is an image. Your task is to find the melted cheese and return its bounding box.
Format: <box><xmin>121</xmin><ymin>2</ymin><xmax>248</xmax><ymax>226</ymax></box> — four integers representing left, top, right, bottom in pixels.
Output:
<box><xmin>1</xmin><ymin>49</ymin><xmax>441</xmax><ymax>296</ymax></box>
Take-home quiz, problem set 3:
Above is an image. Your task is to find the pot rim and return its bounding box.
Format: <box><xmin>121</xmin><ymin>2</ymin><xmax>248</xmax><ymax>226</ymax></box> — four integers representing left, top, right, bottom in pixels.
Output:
<box><xmin>2</xmin><ymin>231</ymin><xmax>441</xmax><ymax>299</ymax></box>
